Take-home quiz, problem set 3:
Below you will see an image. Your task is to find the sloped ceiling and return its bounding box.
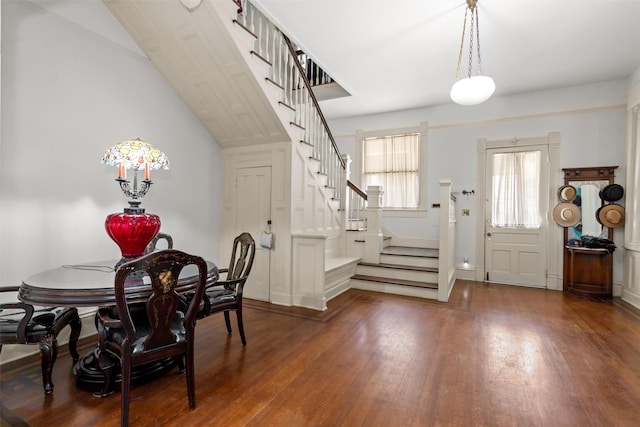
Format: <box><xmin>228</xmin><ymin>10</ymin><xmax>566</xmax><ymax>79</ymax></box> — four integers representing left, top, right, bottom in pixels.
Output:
<box><xmin>103</xmin><ymin>0</ymin><xmax>290</xmax><ymax>148</ymax></box>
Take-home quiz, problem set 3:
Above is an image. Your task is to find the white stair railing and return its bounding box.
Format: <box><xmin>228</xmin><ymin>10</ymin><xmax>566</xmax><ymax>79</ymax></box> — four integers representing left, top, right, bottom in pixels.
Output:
<box><xmin>346</xmin><ymin>180</ymin><xmax>367</xmax><ymax>230</ymax></box>
<box><xmin>236</xmin><ymin>0</ymin><xmax>344</xmax><ymax>202</ymax></box>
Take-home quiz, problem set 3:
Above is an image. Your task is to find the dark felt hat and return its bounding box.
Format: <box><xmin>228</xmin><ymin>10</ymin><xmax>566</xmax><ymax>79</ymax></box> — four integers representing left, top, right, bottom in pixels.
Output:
<box><xmin>599</xmin><ymin>184</ymin><xmax>624</xmax><ymax>202</ymax></box>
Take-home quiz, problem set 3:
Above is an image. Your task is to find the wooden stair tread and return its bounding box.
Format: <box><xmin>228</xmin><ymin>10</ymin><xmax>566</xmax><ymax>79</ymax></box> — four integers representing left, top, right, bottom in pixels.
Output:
<box><xmin>351</xmin><ymin>274</ymin><xmax>438</xmax><ymax>289</ymax></box>
<box><xmin>353</xmin><ymin>236</ymin><xmax>392</xmax><ymax>242</ymax></box>
<box><xmin>358</xmin><ymin>262</ymin><xmax>438</xmax><ymax>273</ymax></box>
<box><xmin>381</xmin><ymin>246</ymin><xmax>439</xmax><ymax>258</ymax></box>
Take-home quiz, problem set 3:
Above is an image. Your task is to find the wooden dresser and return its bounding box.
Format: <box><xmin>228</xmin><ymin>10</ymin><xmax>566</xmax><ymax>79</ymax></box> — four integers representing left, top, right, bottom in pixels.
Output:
<box><xmin>563</xmin><ymin>246</ymin><xmax>612</xmax><ymax>297</ymax></box>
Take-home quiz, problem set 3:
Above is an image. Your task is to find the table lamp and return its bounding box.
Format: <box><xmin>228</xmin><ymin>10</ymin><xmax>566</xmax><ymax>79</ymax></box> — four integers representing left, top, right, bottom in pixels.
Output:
<box><xmin>101</xmin><ymin>138</ymin><xmax>169</xmax><ymax>269</ymax></box>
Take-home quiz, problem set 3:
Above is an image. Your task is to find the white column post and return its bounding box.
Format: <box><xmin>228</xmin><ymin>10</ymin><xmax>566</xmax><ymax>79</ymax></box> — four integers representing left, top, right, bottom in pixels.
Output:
<box><xmin>364</xmin><ymin>186</ymin><xmax>384</xmax><ymax>264</ymax></box>
<box><xmin>622</xmin><ymin>85</ymin><xmax>640</xmax><ymax>309</ymax></box>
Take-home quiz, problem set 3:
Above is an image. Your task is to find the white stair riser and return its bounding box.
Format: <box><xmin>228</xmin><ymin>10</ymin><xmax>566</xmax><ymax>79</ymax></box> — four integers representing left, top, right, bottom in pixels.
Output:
<box><xmin>346</xmin><ymin>219</ymin><xmax>366</xmax><ymax>230</ymax></box>
<box><xmin>350</xmin><ymin>279</ymin><xmax>438</xmax><ymax>300</ymax></box>
<box><xmin>355</xmin><ymin>265</ymin><xmax>438</xmax><ymax>283</ymax></box>
<box><xmin>380</xmin><ymin>254</ymin><xmax>438</xmax><ymax>269</ymax></box>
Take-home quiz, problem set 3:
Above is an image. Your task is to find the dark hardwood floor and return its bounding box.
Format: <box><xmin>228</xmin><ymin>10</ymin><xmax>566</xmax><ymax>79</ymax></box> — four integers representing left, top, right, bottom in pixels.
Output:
<box><xmin>3</xmin><ymin>280</ymin><xmax>640</xmax><ymax>426</ymax></box>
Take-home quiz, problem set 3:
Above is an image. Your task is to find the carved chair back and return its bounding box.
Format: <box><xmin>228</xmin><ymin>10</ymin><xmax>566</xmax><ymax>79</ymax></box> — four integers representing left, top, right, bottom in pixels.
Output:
<box><xmin>225</xmin><ymin>232</ymin><xmax>256</xmax><ymax>283</ymax></box>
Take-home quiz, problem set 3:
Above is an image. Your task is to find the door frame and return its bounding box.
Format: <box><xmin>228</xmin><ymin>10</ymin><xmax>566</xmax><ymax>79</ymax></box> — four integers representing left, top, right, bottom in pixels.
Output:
<box><xmin>475</xmin><ymin>132</ymin><xmax>562</xmax><ymax>289</ymax></box>
<box><xmin>221</xmin><ymin>143</ymin><xmax>292</xmax><ymax>307</ymax></box>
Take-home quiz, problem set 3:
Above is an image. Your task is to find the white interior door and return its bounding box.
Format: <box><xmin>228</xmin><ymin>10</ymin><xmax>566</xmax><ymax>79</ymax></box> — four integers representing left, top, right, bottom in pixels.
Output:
<box><xmin>236</xmin><ymin>166</ymin><xmax>271</xmax><ymax>301</ymax></box>
<box><xmin>485</xmin><ymin>145</ymin><xmax>549</xmax><ymax>287</ymax></box>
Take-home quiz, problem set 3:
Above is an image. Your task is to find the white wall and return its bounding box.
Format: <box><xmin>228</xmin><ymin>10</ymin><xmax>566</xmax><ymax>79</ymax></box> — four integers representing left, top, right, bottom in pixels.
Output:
<box><xmin>1</xmin><ymin>1</ymin><xmax>222</xmax><ymax>288</ymax></box>
<box><xmin>329</xmin><ymin>79</ymin><xmax>628</xmax><ymax>286</ymax></box>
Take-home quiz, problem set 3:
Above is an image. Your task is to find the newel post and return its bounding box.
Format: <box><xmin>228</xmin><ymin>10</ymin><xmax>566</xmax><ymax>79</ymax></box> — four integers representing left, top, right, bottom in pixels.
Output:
<box><xmin>364</xmin><ymin>185</ymin><xmax>383</xmax><ymax>264</ymax></box>
<box><xmin>341</xmin><ymin>154</ymin><xmax>351</xmax><ymax>212</ymax></box>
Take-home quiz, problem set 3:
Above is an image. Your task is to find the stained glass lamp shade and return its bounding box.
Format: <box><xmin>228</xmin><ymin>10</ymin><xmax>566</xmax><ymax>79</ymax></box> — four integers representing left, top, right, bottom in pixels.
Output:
<box><xmin>102</xmin><ymin>139</ymin><xmax>169</xmax><ymax>268</ymax></box>
<box><xmin>101</xmin><ymin>138</ymin><xmax>170</xmax><ymax>177</ymax></box>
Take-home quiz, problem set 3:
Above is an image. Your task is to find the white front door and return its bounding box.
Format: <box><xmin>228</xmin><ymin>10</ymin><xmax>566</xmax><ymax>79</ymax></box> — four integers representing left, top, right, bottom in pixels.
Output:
<box><xmin>236</xmin><ymin>166</ymin><xmax>271</xmax><ymax>301</ymax></box>
<box><xmin>485</xmin><ymin>145</ymin><xmax>549</xmax><ymax>287</ymax></box>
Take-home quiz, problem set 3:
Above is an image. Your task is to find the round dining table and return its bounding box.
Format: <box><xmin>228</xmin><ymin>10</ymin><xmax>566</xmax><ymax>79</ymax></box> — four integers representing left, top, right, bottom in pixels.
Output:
<box><xmin>19</xmin><ymin>259</ymin><xmax>219</xmax><ymax>394</ymax></box>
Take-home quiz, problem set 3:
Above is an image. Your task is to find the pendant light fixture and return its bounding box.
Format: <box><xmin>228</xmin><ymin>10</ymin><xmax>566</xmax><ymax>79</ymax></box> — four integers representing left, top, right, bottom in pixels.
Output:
<box><xmin>450</xmin><ymin>0</ymin><xmax>495</xmax><ymax>106</ymax></box>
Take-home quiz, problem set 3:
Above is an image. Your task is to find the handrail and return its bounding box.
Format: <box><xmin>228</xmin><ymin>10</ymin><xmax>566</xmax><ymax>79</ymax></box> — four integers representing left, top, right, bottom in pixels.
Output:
<box><xmin>235</xmin><ymin>0</ymin><xmax>346</xmax><ymax>200</ymax></box>
<box><xmin>282</xmin><ymin>35</ymin><xmax>345</xmax><ymax>170</ymax></box>
<box><xmin>347</xmin><ymin>180</ymin><xmax>367</xmax><ymax>201</ymax></box>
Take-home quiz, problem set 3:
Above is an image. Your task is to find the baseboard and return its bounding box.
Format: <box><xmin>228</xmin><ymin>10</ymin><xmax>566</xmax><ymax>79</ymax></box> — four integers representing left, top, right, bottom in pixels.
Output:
<box><xmin>455</xmin><ymin>267</ymin><xmax>479</xmax><ymax>281</ymax></box>
<box><xmin>622</xmin><ymin>287</ymin><xmax>640</xmax><ymax>310</ymax></box>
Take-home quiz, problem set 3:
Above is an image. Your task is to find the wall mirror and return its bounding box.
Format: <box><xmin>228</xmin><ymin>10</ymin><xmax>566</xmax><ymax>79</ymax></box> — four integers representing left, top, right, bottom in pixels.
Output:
<box><xmin>562</xmin><ymin>166</ymin><xmax>617</xmax><ymax>242</ymax></box>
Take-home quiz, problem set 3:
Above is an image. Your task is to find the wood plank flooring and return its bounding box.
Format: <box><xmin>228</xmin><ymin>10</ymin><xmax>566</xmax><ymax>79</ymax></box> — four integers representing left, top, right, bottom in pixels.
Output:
<box><xmin>3</xmin><ymin>280</ymin><xmax>640</xmax><ymax>426</ymax></box>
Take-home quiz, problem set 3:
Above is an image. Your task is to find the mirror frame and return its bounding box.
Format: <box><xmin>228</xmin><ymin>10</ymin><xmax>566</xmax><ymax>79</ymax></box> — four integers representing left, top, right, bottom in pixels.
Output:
<box><xmin>561</xmin><ymin>166</ymin><xmax>617</xmax><ymax>243</ymax></box>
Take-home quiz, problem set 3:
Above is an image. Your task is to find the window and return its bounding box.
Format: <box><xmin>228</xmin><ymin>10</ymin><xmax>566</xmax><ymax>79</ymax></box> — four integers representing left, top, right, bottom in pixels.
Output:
<box><xmin>363</xmin><ymin>133</ymin><xmax>420</xmax><ymax>208</ymax></box>
<box><xmin>491</xmin><ymin>150</ymin><xmax>541</xmax><ymax>228</ymax></box>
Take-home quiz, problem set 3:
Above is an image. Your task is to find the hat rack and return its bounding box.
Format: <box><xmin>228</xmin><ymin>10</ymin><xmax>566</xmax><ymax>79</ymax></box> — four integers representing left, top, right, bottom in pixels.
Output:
<box><xmin>560</xmin><ymin>166</ymin><xmax>620</xmax><ymax>298</ymax></box>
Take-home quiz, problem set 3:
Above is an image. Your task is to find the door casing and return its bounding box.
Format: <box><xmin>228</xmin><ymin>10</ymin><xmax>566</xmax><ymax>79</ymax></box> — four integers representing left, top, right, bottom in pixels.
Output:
<box><xmin>484</xmin><ymin>145</ymin><xmax>549</xmax><ymax>287</ymax></box>
<box><xmin>475</xmin><ymin>133</ymin><xmax>562</xmax><ymax>289</ymax></box>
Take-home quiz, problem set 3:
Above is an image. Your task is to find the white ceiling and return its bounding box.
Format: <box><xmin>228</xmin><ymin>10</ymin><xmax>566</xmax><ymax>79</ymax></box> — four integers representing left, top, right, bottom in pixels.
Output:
<box><xmin>253</xmin><ymin>0</ymin><xmax>640</xmax><ymax>120</ymax></box>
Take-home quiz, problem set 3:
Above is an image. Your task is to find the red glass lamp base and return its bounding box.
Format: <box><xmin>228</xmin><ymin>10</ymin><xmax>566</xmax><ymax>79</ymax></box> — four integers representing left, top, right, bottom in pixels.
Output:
<box><xmin>105</xmin><ymin>208</ymin><xmax>160</xmax><ymax>268</ymax></box>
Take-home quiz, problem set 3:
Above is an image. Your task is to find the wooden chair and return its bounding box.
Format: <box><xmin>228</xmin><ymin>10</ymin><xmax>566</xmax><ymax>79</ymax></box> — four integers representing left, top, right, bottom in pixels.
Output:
<box><xmin>95</xmin><ymin>250</ymin><xmax>208</xmax><ymax>427</ymax></box>
<box><xmin>200</xmin><ymin>232</ymin><xmax>255</xmax><ymax>346</ymax></box>
<box><xmin>0</xmin><ymin>286</ymin><xmax>81</xmax><ymax>395</ymax></box>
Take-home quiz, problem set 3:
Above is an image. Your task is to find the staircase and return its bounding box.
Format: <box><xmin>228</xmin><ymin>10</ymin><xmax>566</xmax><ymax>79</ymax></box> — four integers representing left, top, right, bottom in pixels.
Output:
<box><xmin>102</xmin><ymin>0</ymin><xmax>454</xmax><ymax>308</ymax></box>
<box><xmin>352</xmin><ymin>246</ymin><xmax>439</xmax><ymax>299</ymax></box>
<box><xmin>345</xmin><ymin>180</ymin><xmax>457</xmax><ymax>302</ymax></box>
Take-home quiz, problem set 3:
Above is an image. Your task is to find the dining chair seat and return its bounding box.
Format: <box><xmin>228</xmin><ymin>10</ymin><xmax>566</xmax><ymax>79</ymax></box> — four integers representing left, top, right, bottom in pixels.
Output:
<box><xmin>101</xmin><ymin>312</ymin><xmax>186</xmax><ymax>354</ymax></box>
<box><xmin>0</xmin><ymin>286</ymin><xmax>81</xmax><ymax>395</ymax></box>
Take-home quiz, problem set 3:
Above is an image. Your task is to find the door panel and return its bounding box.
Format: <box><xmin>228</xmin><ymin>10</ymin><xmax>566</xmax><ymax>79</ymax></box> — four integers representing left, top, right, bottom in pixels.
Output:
<box><xmin>485</xmin><ymin>146</ymin><xmax>549</xmax><ymax>287</ymax></box>
<box><xmin>236</xmin><ymin>166</ymin><xmax>271</xmax><ymax>301</ymax></box>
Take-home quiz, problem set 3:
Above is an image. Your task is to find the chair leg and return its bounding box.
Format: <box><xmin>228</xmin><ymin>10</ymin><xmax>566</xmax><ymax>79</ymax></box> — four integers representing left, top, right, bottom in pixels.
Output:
<box><xmin>38</xmin><ymin>334</ymin><xmax>57</xmax><ymax>395</ymax></box>
<box><xmin>236</xmin><ymin>309</ymin><xmax>246</xmax><ymax>346</ymax></box>
<box><xmin>186</xmin><ymin>342</ymin><xmax>196</xmax><ymax>410</ymax></box>
<box><xmin>121</xmin><ymin>358</ymin><xmax>132</xmax><ymax>427</ymax></box>
<box><xmin>223</xmin><ymin>311</ymin><xmax>232</xmax><ymax>334</ymax></box>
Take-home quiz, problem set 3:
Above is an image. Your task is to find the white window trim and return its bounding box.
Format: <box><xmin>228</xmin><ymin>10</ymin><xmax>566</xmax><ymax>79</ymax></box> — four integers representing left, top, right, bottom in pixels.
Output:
<box><xmin>354</xmin><ymin>122</ymin><xmax>428</xmax><ymax>216</ymax></box>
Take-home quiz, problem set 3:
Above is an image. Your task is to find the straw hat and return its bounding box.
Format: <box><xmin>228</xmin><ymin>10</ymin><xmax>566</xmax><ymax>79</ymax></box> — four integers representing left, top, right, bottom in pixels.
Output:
<box><xmin>553</xmin><ymin>202</ymin><xmax>581</xmax><ymax>227</ymax></box>
<box><xmin>597</xmin><ymin>204</ymin><xmax>625</xmax><ymax>228</ymax></box>
<box><xmin>557</xmin><ymin>185</ymin><xmax>577</xmax><ymax>202</ymax></box>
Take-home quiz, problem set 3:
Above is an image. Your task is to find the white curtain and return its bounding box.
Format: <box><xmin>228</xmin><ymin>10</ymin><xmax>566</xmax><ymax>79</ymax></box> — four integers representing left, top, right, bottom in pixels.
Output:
<box><xmin>491</xmin><ymin>150</ymin><xmax>541</xmax><ymax>228</ymax></box>
<box><xmin>364</xmin><ymin>133</ymin><xmax>419</xmax><ymax>208</ymax></box>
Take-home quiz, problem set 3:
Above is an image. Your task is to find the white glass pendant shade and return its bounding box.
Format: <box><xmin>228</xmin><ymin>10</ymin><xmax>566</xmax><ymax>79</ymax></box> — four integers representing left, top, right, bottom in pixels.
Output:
<box><xmin>450</xmin><ymin>75</ymin><xmax>496</xmax><ymax>106</ymax></box>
